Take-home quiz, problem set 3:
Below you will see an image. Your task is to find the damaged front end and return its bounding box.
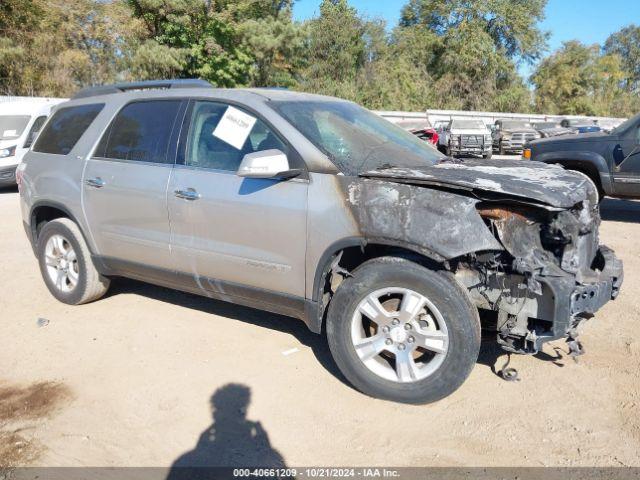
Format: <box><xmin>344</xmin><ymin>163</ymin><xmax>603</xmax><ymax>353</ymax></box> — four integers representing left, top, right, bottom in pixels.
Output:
<box><xmin>361</xmin><ymin>160</ymin><xmax>624</xmax><ymax>356</ymax></box>
<box><xmin>457</xmin><ymin>198</ymin><xmax>623</xmax><ymax>355</ymax></box>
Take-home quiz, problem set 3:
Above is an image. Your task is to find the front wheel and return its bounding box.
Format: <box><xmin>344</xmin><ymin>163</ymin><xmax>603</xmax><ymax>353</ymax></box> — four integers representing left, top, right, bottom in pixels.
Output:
<box><xmin>326</xmin><ymin>257</ymin><xmax>480</xmax><ymax>404</ymax></box>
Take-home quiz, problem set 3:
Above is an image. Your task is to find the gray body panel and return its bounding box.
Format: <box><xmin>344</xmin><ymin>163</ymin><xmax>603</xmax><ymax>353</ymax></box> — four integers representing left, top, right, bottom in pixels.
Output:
<box><xmin>168</xmin><ymin>166</ymin><xmax>309</xmax><ymax>297</ymax></box>
<box><xmin>82</xmin><ymin>159</ymin><xmax>173</xmax><ymax>269</ymax></box>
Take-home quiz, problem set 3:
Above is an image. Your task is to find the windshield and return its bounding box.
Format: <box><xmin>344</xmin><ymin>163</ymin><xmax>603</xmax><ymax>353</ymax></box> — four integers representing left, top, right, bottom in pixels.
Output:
<box><xmin>0</xmin><ymin>115</ymin><xmax>30</xmax><ymax>140</ymax></box>
<box><xmin>501</xmin><ymin>120</ymin><xmax>532</xmax><ymax>129</ymax></box>
<box><xmin>451</xmin><ymin>119</ymin><xmax>486</xmax><ymax>130</ymax></box>
<box><xmin>271</xmin><ymin>100</ymin><xmax>443</xmax><ymax>175</ymax></box>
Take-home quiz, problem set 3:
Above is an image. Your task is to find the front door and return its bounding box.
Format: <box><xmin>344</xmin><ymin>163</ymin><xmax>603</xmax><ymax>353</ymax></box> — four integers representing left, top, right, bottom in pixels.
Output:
<box><xmin>82</xmin><ymin>99</ymin><xmax>185</xmax><ymax>270</ymax></box>
<box><xmin>167</xmin><ymin>100</ymin><xmax>308</xmax><ymax>304</ymax></box>
<box><xmin>612</xmin><ymin>124</ymin><xmax>640</xmax><ymax>197</ymax></box>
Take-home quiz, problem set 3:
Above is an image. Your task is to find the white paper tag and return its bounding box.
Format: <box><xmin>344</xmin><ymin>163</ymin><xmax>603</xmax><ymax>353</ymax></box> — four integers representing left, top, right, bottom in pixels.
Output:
<box><xmin>2</xmin><ymin>130</ymin><xmax>17</xmax><ymax>137</ymax></box>
<box><xmin>212</xmin><ymin>106</ymin><xmax>257</xmax><ymax>150</ymax></box>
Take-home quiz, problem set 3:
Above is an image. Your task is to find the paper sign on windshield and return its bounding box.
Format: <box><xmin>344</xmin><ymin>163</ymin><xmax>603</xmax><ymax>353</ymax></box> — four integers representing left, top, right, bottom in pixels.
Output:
<box><xmin>3</xmin><ymin>130</ymin><xmax>17</xmax><ymax>137</ymax></box>
<box><xmin>212</xmin><ymin>106</ymin><xmax>257</xmax><ymax>150</ymax></box>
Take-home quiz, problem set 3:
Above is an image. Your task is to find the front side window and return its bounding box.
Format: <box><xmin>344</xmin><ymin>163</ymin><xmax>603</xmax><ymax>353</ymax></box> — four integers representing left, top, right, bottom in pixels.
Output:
<box><xmin>24</xmin><ymin>116</ymin><xmax>47</xmax><ymax>148</ymax></box>
<box><xmin>184</xmin><ymin>101</ymin><xmax>287</xmax><ymax>172</ymax></box>
<box><xmin>96</xmin><ymin>100</ymin><xmax>182</xmax><ymax>164</ymax></box>
<box><xmin>0</xmin><ymin>115</ymin><xmax>31</xmax><ymax>140</ymax></box>
<box><xmin>34</xmin><ymin>104</ymin><xmax>104</xmax><ymax>155</ymax></box>
<box><xmin>271</xmin><ymin>100</ymin><xmax>443</xmax><ymax>175</ymax></box>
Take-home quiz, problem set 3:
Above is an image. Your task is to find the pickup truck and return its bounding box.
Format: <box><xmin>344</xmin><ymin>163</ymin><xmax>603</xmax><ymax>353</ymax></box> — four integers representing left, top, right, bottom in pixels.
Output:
<box><xmin>526</xmin><ymin>112</ymin><xmax>640</xmax><ymax>199</ymax></box>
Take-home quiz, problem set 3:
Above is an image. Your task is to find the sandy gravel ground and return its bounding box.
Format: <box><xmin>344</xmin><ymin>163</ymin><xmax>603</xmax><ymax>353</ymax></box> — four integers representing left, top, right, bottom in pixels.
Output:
<box><xmin>0</xmin><ymin>185</ymin><xmax>639</xmax><ymax>469</ymax></box>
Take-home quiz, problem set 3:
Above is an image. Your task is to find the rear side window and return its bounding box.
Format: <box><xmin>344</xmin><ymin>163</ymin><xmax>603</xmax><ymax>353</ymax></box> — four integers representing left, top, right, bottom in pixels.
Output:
<box><xmin>95</xmin><ymin>100</ymin><xmax>182</xmax><ymax>164</ymax></box>
<box><xmin>24</xmin><ymin>116</ymin><xmax>47</xmax><ymax>148</ymax></box>
<box><xmin>33</xmin><ymin>104</ymin><xmax>104</xmax><ymax>155</ymax></box>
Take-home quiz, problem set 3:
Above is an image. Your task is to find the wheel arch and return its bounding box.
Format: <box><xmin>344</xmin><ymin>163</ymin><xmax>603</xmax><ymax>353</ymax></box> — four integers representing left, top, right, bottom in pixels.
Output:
<box><xmin>308</xmin><ymin>237</ymin><xmax>448</xmax><ymax>334</ymax></box>
<box><xmin>28</xmin><ymin>201</ymin><xmax>96</xmax><ymax>255</ymax></box>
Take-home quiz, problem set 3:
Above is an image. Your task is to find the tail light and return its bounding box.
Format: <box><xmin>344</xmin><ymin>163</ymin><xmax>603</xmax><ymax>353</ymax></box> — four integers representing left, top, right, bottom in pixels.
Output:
<box><xmin>16</xmin><ymin>162</ymin><xmax>26</xmax><ymax>190</ymax></box>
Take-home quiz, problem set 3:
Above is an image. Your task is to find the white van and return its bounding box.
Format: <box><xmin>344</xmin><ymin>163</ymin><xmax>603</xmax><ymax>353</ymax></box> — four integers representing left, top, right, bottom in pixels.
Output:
<box><xmin>0</xmin><ymin>99</ymin><xmax>67</xmax><ymax>186</ymax></box>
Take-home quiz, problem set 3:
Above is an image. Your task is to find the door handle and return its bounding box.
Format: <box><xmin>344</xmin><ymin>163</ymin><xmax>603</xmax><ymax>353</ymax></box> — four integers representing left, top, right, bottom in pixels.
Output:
<box><xmin>86</xmin><ymin>177</ymin><xmax>105</xmax><ymax>188</ymax></box>
<box><xmin>174</xmin><ymin>188</ymin><xmax>201</xmax><ymax>201</ymax></box>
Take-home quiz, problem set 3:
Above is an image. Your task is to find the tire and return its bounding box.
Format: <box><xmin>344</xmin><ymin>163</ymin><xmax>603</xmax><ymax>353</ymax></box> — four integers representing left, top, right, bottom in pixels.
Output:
<box><xmin>483</xmin><ymin>151</ymin><xmax>492</xmax><ymax>159</ymax></box>
<box><xmin>37</xmin><ymin>218</ymin><xmax>110</xmax><ymax>305</ymax></box>
<box><xmin>499</xmin><ymin>142</ymin><xmax>506</xmax><ymax>155</ymax></box>
<box><xmin>326</xmin><ymin>256</ymin><xmax>480</xmax><ymax>404</ymax></box>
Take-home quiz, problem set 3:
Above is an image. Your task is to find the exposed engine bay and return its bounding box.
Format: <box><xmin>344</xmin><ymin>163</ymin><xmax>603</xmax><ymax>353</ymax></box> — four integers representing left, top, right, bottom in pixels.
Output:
<box><xmin>343</xmin><ymin>159</ymin><xmax>624</xmax><ymax>356</ymax></box>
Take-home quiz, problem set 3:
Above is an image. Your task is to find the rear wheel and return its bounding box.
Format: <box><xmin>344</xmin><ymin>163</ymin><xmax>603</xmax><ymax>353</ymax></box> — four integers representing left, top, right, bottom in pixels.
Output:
<box><xmin>37</xmin><ymin>218</ymin><xmax>110</xmax><ymax>305</ymax></box>
<box><xmin>326</xmin><ymin>257</ymin><xmax>480</xmax><ymax>404</ymax></box>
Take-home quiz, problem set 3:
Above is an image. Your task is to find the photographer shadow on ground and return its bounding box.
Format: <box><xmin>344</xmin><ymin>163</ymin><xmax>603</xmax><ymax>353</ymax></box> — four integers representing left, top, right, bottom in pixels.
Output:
<box><xmin>167</xmin><ymin>383</ymin><xmax>287</xmax><ymax>480</ymax></box>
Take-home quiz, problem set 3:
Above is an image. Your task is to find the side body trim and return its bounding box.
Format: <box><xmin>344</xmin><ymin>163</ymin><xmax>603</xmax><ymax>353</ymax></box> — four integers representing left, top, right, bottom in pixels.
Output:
<box><xmin>95</xmin><ymin>256</ymin><xmax>316</xmax><ymax>330</ymax></box>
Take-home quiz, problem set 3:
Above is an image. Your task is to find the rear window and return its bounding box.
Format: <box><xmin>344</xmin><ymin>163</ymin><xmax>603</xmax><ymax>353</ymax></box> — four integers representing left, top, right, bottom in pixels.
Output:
<box><xmin>95</xmin><ymin>100</ymin><xmax>182</xmax><ymax>164</ymax></box>
<box><xmin>0</xmin><ymin>115</ymin><xmax>31</xmax><ymax>140</ymax></box>
<box><xmin>33</xmin><ymin>104</ymin><xmax>104</xmax><ymax>155</ymax></box>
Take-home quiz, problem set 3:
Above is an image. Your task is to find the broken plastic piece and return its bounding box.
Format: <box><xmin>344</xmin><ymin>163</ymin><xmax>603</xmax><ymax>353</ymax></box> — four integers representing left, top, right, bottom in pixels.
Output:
<box><xmin>567</xmin><ymin>337</ymin><xmax>585</xmax><ymax>358</ymax></box>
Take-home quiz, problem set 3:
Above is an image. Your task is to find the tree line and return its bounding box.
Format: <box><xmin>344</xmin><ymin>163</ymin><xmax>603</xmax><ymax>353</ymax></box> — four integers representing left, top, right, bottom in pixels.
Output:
<box><xmin>1</xmin><ymin>0</ymin><xmax>639</xmax><ymax>117</ymax></box>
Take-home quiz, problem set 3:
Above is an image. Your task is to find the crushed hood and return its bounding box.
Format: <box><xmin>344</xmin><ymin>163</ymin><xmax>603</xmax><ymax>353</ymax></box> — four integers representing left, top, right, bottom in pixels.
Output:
<box><xmin>361</xmin><ymin>159</ymin><xmax>595</xmax><ymax>209</ymax></box>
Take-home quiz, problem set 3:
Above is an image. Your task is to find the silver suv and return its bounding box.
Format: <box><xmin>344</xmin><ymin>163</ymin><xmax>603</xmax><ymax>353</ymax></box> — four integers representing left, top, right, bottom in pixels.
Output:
<box><xmin>18</xmin><ymin>80</ymin><xmax>623</xmax><ymax>404</ymax></box>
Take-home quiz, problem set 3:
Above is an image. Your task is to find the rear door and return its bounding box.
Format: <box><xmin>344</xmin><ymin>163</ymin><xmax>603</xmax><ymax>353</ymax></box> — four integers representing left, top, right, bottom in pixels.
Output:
<box><xmin>612</xmin><ymin>123</ymin><xmax>640</xmax><ymax>197</ymax></box>
<box><xmin>167</xmin><ymin>100</ymin><xmax>308</xmax><ymax>303</ymax></box>
<box><xmin>82</xmin><ymin>99</ymin><xmax>185</xmax><ymax>269</ymax></box>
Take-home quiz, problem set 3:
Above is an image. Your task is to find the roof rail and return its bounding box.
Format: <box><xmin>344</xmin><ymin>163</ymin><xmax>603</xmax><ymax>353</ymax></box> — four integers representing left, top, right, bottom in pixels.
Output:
<box><xmin>72</xmin><ymin>79</ymin><xmax>212</xmax><ymax>100</ymax></box>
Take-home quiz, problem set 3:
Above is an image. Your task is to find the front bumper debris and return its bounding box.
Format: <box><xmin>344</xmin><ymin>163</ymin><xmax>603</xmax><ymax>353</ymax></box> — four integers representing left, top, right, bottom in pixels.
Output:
<box><xmin>521</xmin><ymin>245</ymin><xmax>623</xmax><ymax>353</ymax></box>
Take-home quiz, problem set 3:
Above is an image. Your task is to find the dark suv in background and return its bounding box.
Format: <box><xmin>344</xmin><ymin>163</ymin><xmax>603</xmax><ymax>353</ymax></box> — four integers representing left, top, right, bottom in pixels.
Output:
<box><xmin>527</xmin><ymin>112</ymin><xmax>640</xmax><ymax>199</ymax></box>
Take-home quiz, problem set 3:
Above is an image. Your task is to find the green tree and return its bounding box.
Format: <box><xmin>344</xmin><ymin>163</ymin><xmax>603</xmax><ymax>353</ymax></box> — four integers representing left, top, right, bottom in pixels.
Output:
<box><xmin>400</xmin><ymin>0</ymin><xmax>547</xmax><ymax>62</ymax></box>
<box><xmin>531</xmin><ymin>40</ymin><xmax>637</xmax><ymax>117</ymax></box>
<box><xmin>124</xmin><ymin>0</ymin><xmax>302</xmax><ymax>88</ymax></box>
<box><xmin>393</xmin><ymin>0</ymin><xmax>545</xmax><ymax>112</ymax></box>
<box><xmin>297</xmin><ymin>0</ymin><xmax>366</xmax><ymax>97</ymax></box>
<box><xmin>604</xmin><ymin>24</ymin><xmax>640</xmax><ymax>91</ymax></box>
<box><xmin>0</xmin><ymin>0</ymin><xmax>134</xmax><ymax>96</ymax></box>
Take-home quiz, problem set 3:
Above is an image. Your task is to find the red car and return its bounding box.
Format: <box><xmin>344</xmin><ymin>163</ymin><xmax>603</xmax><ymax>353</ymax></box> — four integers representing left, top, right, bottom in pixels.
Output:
<box><xmin>395</xmin><ymin>119</ymin><xmax>439</xmax><ymax>146</ymax></box>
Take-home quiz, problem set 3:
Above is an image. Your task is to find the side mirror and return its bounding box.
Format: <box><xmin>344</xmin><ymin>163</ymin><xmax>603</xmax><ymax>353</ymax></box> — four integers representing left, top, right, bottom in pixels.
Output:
<box><xmin>237</xmin><ymin>149</ymin><xmax>301</xmax><ymax>179</ymax></box>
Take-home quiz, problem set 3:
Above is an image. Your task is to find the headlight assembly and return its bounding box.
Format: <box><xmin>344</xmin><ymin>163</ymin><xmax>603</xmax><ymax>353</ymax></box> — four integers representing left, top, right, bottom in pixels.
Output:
<box><xmin>0</xmin><ymin>146</ymin><xmax>16</xmax><ymax>158</ymax></box>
